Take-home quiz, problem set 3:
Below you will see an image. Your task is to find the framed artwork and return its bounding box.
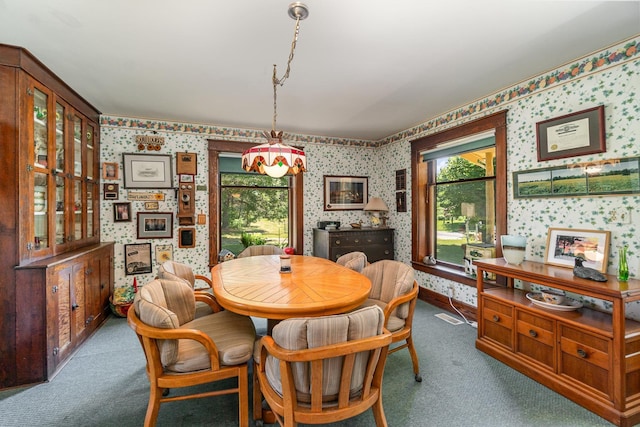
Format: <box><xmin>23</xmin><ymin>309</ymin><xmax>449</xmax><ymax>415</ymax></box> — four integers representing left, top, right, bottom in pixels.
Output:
<box><xmin>124</xmin><ymin>243</ymin><xmax>153</xmax><ymax>275</ymax></box>
<box><xmin>144</xmin><ymin>201</ymin><xmax>159</xmax><ymax>210</ymax></box>
<box><xmin>102</xmin><ymin>162</ymin><xmax>119</xmax><ymax>180</ymax></box>
<box><xmin>122</xmin><ymin>153</ymin><xmax>173</xmax><ymax>189</ymax></box>
<box><xmin>396</xmin><ymin>191</ymin><xmax>407</xmax><ymax>212</ymax></box>
<box><xmin>176</xmin><ymin>152</ymin><xmax>197</xmax><ymax>175</ymax></box>
<box><xmin>113</xmin><ymin>202</ymin><xmax>132</xmax><ymax>222</ymax></box>
<box><xmin>178</xmin><ymin>228</ymin><xmax>196</xmax><ymax>248</ymax></box>
<box><xmin>155</xmin><ymin>244</ymin><xmax>173</xmax><ymax>264</ymax></box>
<box><xmin>513</xmin><ymin>157</ymin><xmax>640</xmax><ymax>198</ymax></box>
<box><xmin>536</xmin><ymin>105</ymin><xmax>606</xmax><ymax>162</ymax></box>
<box><xmin>137</xmin><ymin>212</ymin><xmax>173</xmax><ymax>239</ymax></box>
<box><xmin>323</xmin><ymin>175</ymin><xmax>368</xmax><ymax>211</ymax></box>
<box><xmin>103</xmin><ymin>183</ymin><xmax>119</xmax><ymax>200</ymax></box>
<box><xmin>544</xmin><ymin>227</ymin><xmax>610</xmax><ymax>273</ymax></box>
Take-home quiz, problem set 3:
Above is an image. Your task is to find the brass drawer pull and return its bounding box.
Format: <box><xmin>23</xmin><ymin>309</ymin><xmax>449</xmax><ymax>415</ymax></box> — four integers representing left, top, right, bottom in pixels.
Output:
<box><xmin>529</xmin><ymin>329</ymin><xmax>538</xmax><ymax>338</ymax></box>
<box><xmin>493</xmin><ymin>315</ymin><xmax>500</xmax><ymax>322</ymax></box>
<box><xmin>577</xmin><ymin>349</ymin><xmax>588</xmax><ymax>358</ymax></box>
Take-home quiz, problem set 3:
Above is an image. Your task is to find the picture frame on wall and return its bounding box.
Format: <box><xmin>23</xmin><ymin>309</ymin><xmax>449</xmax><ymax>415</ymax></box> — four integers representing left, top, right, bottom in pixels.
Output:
<box><xmin>103</xmin><ymin>183</ymin><xmax>119</xmax><ymax>200</ymax></box>
<box><xmin>155</xmin><ymin>244</ymin><xmax>173</xmax><ymax>264</ymax></box>
<box><xmin>102</xmin><ymin>162</ymin><xmax>119</xmax><ymax>180</ymax></box>
<box><xmin>323</xmin><ymin>175</ymin><xmax>368</xmax><ymax>211</ymax></box>
<box><xmin>544</xmin><ymin>227</ymin><xmax>610</xmax><ymax>273</ymax></box>
<box><xmin>137</xmin><ymin>212</ymin><xmax>173</xmax><ymax>239</ymax></box>
<box><xmin>113</xmin><ymin>202</ymin><xmax>132</xmax><ymax>222</ymax></box>
<box><xmin>176</xmin><ymin>152</ymin><xmax>197</xmax><ymax>175</ymax></box>
<box><xmin>122</xmin><ymin>153</ymin><xmax>173</xmax><ymax>189</ymax></box>
<box><xmin>124</xmin><ymin>243</ymin><xmax>152</xmax><ymax>275</ymax></box>
<box><xmin>178</xmin><ymin>228</ymin><xmax>196</xmax><ymax>248</ymax></box>
<box><xmin>536</xmin><ymin>105</ymin><xmax>606</xmax><ymax>162</ymax></box>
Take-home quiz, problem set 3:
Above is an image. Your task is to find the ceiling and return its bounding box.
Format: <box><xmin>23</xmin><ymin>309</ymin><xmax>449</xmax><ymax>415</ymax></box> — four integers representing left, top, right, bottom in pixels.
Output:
<box><xmin>1</xmin><ymin>1</ymin><xmax>638</xmax><ymax>141</ymax></box>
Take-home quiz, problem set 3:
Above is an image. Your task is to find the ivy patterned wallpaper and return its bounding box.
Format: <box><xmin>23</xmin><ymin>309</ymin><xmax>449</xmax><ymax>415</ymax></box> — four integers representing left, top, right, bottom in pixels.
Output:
<box><xmin>102</xmin><ymin>36</ymin><xmax>639</xmax><ymax>318</ymax></box>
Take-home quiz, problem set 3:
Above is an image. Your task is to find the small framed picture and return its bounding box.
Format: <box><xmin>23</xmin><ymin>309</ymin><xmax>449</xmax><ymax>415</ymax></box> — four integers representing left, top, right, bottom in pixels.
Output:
<box><xmin>103</xmin><ymin>183</ymin><xmax>119</xmax><ymax>200</ymax></box>
<box><xmin>176</xmin><ymin>152</ymin><xmax>197</xmax><ymax>175</ymax></box>
<box><xmin>124</xmin><ymin>243</ymin><xmax>153</xmax><ymax>275</ymax></box>
<box><xmin>179</xmin><ymin>174</ymin><xmax>194</xmax><ymax>183</ymax></box>
<box><xmin>137</xmin><ymin>212</ymin><xmax>173</xmax><ymax>239</ymax></box>
<box><xmin>113</xmin><ymin>202</ymin><xmax>132</xmax><ymax>222</ymax></box>
<box><xmin>155</xmin><ymin>244</ymin><xmax>174</xmax><ymax>264</ymax></box>
<box><xmin>144</xmin><ymin>201</ymin><xmax>159</xmax><ymax>210</ymax></box>
<box><xmin>178</xmin><ymin>228</ymin><xmax>196</xmax><ymax>248</ymax></box>
<box><xmin>102</xmin><ymin>162</ymin><xmax>119</xmax><ymax>180</ymax></box>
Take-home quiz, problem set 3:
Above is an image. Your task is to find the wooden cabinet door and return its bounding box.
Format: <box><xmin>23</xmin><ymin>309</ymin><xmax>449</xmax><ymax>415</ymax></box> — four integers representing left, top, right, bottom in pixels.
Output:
<box><xmin>85</xmin><ymin>256</ymin><xmax>102</xmax><ymax>328</ymax></box>
<box><xmin>71</xmin><ymin>261</ymin><xmax>87</xmax><ymax>342</ymax></box>
<box><xmin>48</xmin><ymin>265</ymin><xmax>73</xmax><ymax>372</ymax></box>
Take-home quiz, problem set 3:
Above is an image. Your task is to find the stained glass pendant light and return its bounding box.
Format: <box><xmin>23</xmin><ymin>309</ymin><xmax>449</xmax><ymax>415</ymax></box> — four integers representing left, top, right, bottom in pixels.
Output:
<box><xmin>241</xmin><ymin>2</ymin><xmax>309</xmax><ymax>178</ymax></box>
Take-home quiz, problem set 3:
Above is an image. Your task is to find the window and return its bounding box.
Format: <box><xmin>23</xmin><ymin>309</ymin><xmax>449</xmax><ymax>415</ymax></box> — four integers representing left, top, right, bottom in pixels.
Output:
<box><xmin>219</xmin><ymin>157</ymin><xmax>290</xmax><ymax>254</ymax></box>
<box><xmin>411</xmin><ymin>111</ymin><xmax>507</xmax><ymax>284</ymax></box>
<box><xmin>207</xmin><ymin>140</ymin><xmax>304</xmax><ymax>267</ymax></box>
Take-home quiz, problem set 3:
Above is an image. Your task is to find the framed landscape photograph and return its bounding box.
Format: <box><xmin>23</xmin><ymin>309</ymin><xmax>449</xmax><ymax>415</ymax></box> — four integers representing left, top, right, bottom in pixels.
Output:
<box><xmin>323</xmin><ymin>175</ymin><xmax>368</xmax><ymax>211</ymax></box>
<box><xmin>137</xmin><ymin>212</ymin><xmax>173</xmax><ymax>239</ymax></box>
<box><xmin>122</xmin><ymin>153</ymin><xmax>173</xmax><ymax>189</ymax></box>
<box><xmin>124</xmin><ymin>243</ymin><xmax>152</xmax><ymax>275</ymax></box>
<box><xmin>536</xmin><ymin>105</ymin><xmax>606</xmax><ymax>162</ymax></box>
<box><xmin>544</xmin><ymin>227</ymin><xmax>610</xmax><ymax>273</ymax></box>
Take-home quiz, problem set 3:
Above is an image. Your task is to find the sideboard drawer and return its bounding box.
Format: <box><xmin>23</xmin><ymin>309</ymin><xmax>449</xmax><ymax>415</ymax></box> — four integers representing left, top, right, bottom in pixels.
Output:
<box><xmin>516</xmin><ymin>309</ymin><xmax>555</xmax><ymax>370</ymax></box>
<box><xmin>482</xmin><ymin>297</ymin><xmax>514</xmax><ymax>350</ymax></box>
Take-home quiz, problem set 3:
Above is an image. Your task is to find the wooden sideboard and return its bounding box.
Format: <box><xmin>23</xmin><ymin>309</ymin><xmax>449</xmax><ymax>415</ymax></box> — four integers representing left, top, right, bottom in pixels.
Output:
<box><xmin>313</xmin><ymin>228</ymin><xmax>394</xmax><ymax>263</ymax></box>
<box><xmin>474</xmin><ymin>258</ymin><xmax>640</xmax><ymax>427</ymax></box>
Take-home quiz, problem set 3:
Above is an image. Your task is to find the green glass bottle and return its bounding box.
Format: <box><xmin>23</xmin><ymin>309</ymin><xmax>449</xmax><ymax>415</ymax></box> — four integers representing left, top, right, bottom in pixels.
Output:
<box><xmin>618</xmin><ymin>245</ymin><xmax>629</xmax><ymax>282</ymax></box>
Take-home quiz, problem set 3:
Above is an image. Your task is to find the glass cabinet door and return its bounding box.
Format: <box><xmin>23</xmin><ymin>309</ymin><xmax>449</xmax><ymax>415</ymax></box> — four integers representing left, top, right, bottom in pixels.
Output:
<box><xmin>34</xmin><ymin>171</ymin><xmax>48</xmax><ymax>250</ymax></box>
<box><xmin>31</xmin><ymin>87</ymin><xmax>51</xmax><ymax>253</ymax></box>
<box><xmin>73</xmin><ymin>116</ymin><xmax>83</xmax><ymax>178</ymax></box>
<box><xmin>73</xmin><ymin>180</ymin><xmax>83</xmax><ymax>241</ymax></box>
<box><xmin>55</xmin><ymin>175</ymin><xmax>66</xmax><ymax>245</ymax></box>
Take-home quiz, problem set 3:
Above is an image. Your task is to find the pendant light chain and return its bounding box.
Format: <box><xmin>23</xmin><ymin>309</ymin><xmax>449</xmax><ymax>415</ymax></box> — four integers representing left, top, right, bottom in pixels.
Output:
<box><xmin>272</xmin><ymin>16</ymin><xmax>301</xmax><ymax>133</ymax></box>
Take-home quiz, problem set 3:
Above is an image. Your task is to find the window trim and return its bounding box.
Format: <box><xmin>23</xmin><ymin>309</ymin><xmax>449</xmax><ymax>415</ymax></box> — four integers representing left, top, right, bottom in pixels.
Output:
<box><xmin>207</xmin><ymin>139</ymin><xmax>304</xmax><ymax>268</ymax></box>
<box><xmin>410</xmin><ymin>111</ymin><xmax>507</xmax><ymax>284</ymax></box>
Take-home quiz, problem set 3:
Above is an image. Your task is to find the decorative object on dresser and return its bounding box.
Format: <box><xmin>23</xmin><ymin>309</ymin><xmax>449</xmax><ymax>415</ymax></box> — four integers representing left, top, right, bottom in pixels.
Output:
<box><xmin>364</xmin><ymin>197</ymin><xmax>389</xmax><ymax>227</ymax></box>
<box><xmin>573</xmin><ymin>256</ymin><xmax>607</xmax><ymax>282</ymax></box>
<box><xmin>544</xmin><ymin>227</ymin><xmax>610</xmax><ymax>273</ymax></box>
<box><xmin>0</xmin><ymin>43</ymin><xmax>111</xmax><ymax>390</ymax></box>
<box><xmin>474</xmin><ymin>258</ymin><xmax>640</xmax><ymax>427</ymax></box>
<box><xmin>313</xmin><ymin>227</ymin><xmax>394</xmax><ymax>263</ymax></box>
<box><xmin>500</xmin><ymin>234</ymin><xmax>527</xmax><ymax>265</ymax></box>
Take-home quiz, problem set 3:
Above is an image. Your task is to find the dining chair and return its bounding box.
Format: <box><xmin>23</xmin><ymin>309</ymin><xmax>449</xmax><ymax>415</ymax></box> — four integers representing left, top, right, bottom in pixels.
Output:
<box><xmin>254</xmin><ymin>305</ymin><xmax>392</xmax><ymax>427</ymax></box>
<box><xmin>127</xmin><ymin>278</ymin><xmax>256</xmax><ymax>427</ymax></box>
<box><xmin>360</xmin><ymin>260</ymin><xmax>422</xmax><ymax>382</ymax></box>
<box><xmin>157</xmin><ymin>260</ymin><xmax>219</xmax><ymax>317</ymax></box>
<box><xmin>336</xmin><ymin>251</ymin><xmax>368</xmax><ymax>272</ymax></box>
<box><xmin>236</xmin><ymin>244</ymin><xmax>283</xmax><ymax>258</ymax></box>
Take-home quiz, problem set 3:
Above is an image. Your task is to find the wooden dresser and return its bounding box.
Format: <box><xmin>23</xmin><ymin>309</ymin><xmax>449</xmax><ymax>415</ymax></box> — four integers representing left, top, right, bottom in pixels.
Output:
<box><xmin>313</xmin><ymin>228</ymin><xmax>394</xmax><ymax>263</ymax></box>
<box><xmin>474</xmin><ymin>258</ymin><xmax>640</xmax><ymax>427</ymax></box>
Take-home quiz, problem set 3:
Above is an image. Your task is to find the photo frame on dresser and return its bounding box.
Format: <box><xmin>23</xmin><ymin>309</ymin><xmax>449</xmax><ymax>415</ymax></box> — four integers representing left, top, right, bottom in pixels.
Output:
<box><xmin>544</xmin><ymin>227</ymin><xmax>610</xmax><ymax>273</ymax></box>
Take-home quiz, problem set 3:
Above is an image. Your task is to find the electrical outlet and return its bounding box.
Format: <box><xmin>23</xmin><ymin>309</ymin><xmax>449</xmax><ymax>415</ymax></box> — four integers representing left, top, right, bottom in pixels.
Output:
<box><xmin>620</xmin><ymin>208</ymin><xmax>632</xmax><ymax>225</ymax></box>
<box><xmin>447</xmin><ymin>285</ymin><xmax>455</xmax><ymax>298</ymax></box>
<box><xmin>609</xmin><ymin>207</ymin><xmax>633</xmax><ymax>224</ymax></box>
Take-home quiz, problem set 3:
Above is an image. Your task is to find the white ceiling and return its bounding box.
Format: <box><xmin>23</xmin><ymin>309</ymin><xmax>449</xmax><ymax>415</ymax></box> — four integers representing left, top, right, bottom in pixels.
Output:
<box><xmin>1</xmin><ymin>1</ymin><xmax>638</xmax><ymax>141</ymax></box>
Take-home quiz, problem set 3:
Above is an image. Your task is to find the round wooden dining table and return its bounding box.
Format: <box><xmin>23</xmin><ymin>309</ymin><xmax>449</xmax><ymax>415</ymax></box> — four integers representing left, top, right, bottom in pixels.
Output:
<box><xmin>211</xmin><ymin>255</ymin><xmax>371</xmax><ymax>322</ymax></box>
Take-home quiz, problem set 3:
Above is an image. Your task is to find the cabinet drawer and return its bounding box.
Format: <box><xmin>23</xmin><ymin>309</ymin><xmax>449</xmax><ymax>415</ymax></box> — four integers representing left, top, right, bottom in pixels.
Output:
<box><xmin>482</xmin><ymin>297</ymin><xmax>513</xmax><ymax>349</ymax></box>
<box><xmin>330</xmin><ymin>231</ymin><xmax>391</xmax><ymax>247</ymax></box>
<box><xmin>559</xmin><ymin>325</ymin><xmax>611</xmax><ymax>398</ymax></box>
<box><xmin>516</xmin><ymin>309</ymin><xmax>555</xmax><ymax>370</ymax></box>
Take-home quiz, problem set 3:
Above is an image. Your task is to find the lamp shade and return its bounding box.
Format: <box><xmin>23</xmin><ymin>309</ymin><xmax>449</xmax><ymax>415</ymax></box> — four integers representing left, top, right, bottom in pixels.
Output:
<box><xmin>364</xmin><ymin>197</ymin><xmax>388</xmax><ymax>212</ymax></box>
<box><xmin>241</xmin><ymin>137</ymin><xmax>307</xmax><ymax>178</ymax></box>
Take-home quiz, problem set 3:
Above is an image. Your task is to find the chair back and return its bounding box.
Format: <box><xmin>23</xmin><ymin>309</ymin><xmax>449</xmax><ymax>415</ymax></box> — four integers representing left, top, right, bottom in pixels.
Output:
<box><xmin>158</xmin><ymin>260</ymin><xmax>196</xmax><ymax>287</ymax></box>
<box><xmin>236</xmin><ymin>244</ymin><xmax>283</xmax><ymax>258</ymax></box>
<box><xmin>336</xmin><ymin>251</ymin><xmax>368</xmax><ymax>272</ymax></box>
<box><xmin>361</xmin><ymin>260</ymin><xmax>415</xmax><ymax>319</ymax></box>
<box><xmin>256</xmin><ymin>305</ymin><xmax>392</xmax><ymax>426</ymax></box>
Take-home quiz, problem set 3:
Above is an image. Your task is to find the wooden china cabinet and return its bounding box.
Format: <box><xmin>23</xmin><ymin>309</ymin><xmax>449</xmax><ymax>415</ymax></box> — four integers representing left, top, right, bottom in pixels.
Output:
<box><xmin>475</xmin><ymin>258</ymin><xmax>640</xmax><ymax>427</ymax></box>
<box><xmin>0</xmin><ymin>44</ymin><xmax>113</xmax><ymax>389</ymax></box>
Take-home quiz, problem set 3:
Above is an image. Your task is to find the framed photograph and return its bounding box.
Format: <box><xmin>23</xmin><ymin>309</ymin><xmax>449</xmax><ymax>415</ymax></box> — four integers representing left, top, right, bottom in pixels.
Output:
<box><xmin>179</xmin><ymin>174</ymin><xmax>194</xmax><ymax>183</ymax></box>
<box><xmin>102</xmin><ymin>162</ymin><xmax>119</xmax><ymax>180</ymax></box>
<box><xmin>536</xmin><ymin>105</ymin><xmax>606</xmax><ymax>162</ymax></box>
<box><xmin>103</xmin><ymin>183</ymin><xmax>119</xmax><ymax>200</ymax></box>
<box><xmin>155</xmin><ymin>244</ymin><xmax>173</xmax><ymax>264</ymax></box>
<box><xmin>124</xmin><ymin>243</ymin><xmax>152</xmax><ymax>275</ymax></box>
<box><xmin>323</xmin><ymin>175</ymin><xmax>368</xmax><ymax>211</ymax></box>
<box><xmin>178</xmin><ymin>228</ymin><xmax>196</xmax><ymax>248</ymax></box>
<box><xmin>144</xmin><ymin>201</ymin><xmax>159</xmax><ymax>210</ymax></box>
<box><xmin>122</xmin><ymin>153</ymin><xmax>173</xmax><ymax>189</ymax></box>
<box><xmin>544</xmin><ymin>227</ymin><xmax>610</xmax><ymax>273</ymax></box>
<box><xmin>176</xmin><ymin>152</ymin><xmax>197</xmax><ymax>175</ymax></box>
<box><xmin>137</xmin><ymin>212</ymin><xmax>173</xmax><ymax>239</ymax></box>
<box><xmin>113</xmin><ymin>202</ymin><xmax>132</xmax><ymax>222</ymax></box>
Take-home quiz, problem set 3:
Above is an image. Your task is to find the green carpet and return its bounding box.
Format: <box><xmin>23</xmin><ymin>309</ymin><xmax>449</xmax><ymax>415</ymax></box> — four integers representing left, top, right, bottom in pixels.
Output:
<box><xmin>0</xmin><ymin>301</ymin><xmax>619</xmax><ymax>426</ymax></box>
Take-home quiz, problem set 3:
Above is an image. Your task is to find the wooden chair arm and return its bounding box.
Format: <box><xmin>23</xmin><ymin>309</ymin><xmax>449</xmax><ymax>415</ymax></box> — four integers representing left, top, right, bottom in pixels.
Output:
<box><xmin>382</xmin><ymin>281</ymin><xmax>418</xmax><ymax>321</ymax></box>
<box><xmin>195</xmin><ymin>291</ymin><xmax>223</xmax><ymax>313</ymax></box>
<box><xmin>194</xmin><ymin>274</ymin><xmax>213</xmax><ymax>289</ymax></box>
<box><xmin>258</xmin><ymin>330</ymin><xmax>392</xmax><ymax>364</ymax></box>
<box><xmin>128</xmin><ymin>308</ymin><xmax>222</xmax><ymax>369</ymax></box>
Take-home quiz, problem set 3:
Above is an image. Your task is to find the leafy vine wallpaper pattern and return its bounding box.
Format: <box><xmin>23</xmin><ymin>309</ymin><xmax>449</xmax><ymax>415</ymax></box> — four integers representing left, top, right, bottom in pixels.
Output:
<box><xmin>101</xmin><ymin>36</ymin><xmax>639</xmax><ymax>318</ymax></box>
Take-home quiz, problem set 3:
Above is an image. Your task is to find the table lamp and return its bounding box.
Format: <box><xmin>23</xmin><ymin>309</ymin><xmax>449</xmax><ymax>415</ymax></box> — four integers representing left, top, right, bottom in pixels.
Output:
<box><xmin>364</xmin><ymin>197</ymin><xmax>389</xmax><ymax>227</ymax></box>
